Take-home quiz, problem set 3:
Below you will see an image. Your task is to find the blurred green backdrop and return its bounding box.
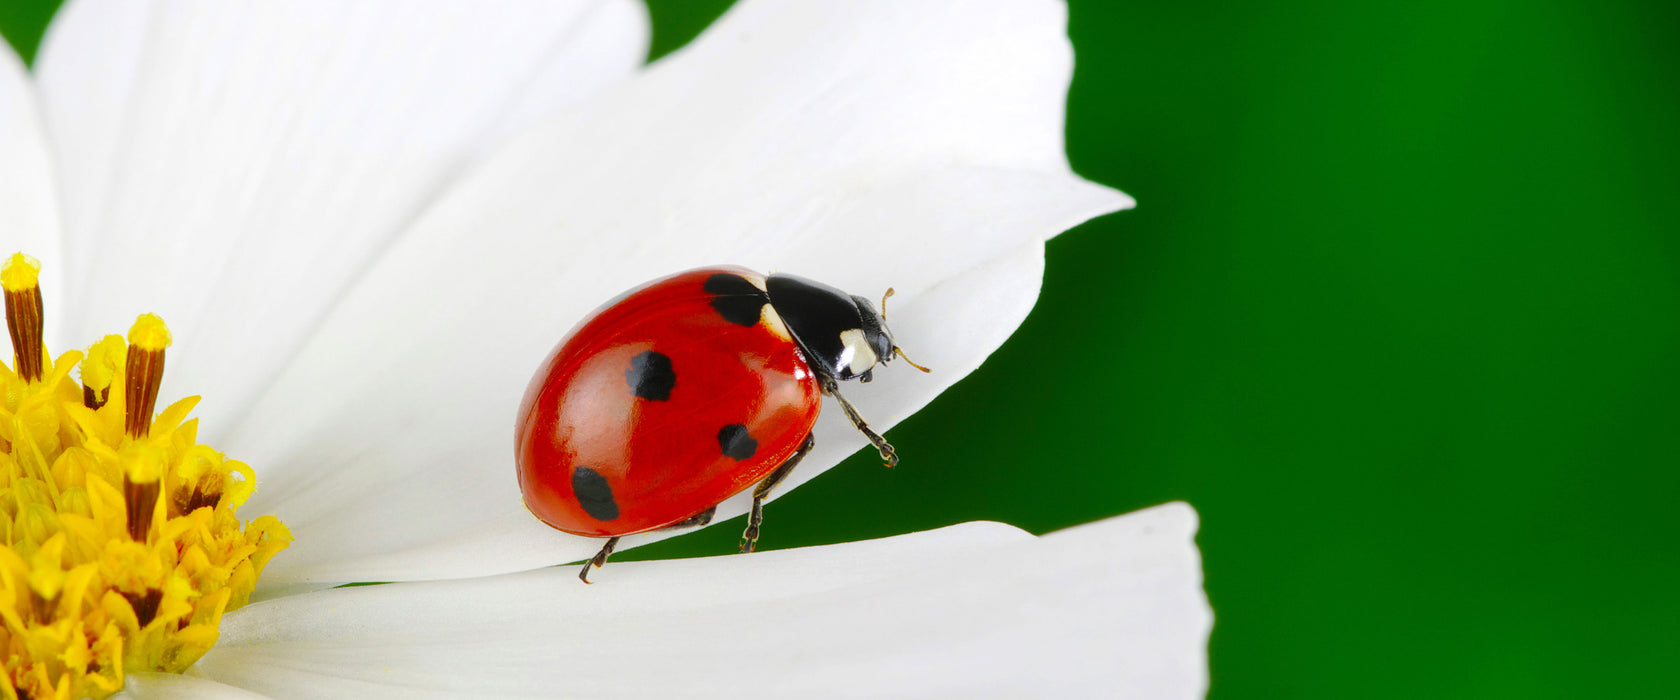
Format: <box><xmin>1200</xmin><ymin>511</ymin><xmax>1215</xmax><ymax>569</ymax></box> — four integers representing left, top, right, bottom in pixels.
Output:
<box><xmin>5</xmin><ymin>1</ymin><xmax>1677</xmax><ymax>697</ymax></box>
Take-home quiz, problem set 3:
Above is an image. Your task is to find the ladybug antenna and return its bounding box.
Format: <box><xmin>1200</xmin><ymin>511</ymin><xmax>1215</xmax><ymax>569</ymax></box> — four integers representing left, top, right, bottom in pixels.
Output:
<box><xmin>878</xmin><ymin>288</ymin><xmax>930</xmax><ymax>372</ymax></box>
<box><xmin>893</xmin><ymin>346</ymin><xmax>932</xmax><ymax>373</ymax></box>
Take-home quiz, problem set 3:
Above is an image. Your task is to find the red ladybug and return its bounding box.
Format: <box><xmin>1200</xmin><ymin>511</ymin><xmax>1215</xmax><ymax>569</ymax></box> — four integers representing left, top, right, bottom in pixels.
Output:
<box><xmin>516</xmin><ymin>266</ymin><xmax>928</xmax><ymax>582</ymax></box>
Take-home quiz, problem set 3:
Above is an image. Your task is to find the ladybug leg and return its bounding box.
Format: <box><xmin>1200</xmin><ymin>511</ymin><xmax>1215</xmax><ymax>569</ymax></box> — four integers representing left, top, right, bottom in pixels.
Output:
<box><xmin>822</xmin><ymin>377</ymin><xmax>898</xmax><ymax>468</ymax></box>
<box><xmin>741</xmin><ymin>432</ymin><xmax>815</xmax><ymax>553</ymax></box>
<box><xmin>578</xmin><ymin>536</ymin><xmax>620</xmax><ymax>584</ymax></box>
<box><xmin>578</xmin><ymin>508</ymin><xmax>713</xmax><ymax>585</ymax></box>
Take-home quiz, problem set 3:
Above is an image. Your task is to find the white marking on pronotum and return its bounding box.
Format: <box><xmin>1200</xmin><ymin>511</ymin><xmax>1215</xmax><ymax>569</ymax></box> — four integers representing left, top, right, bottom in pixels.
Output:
<box><xmin>837</xmin><ymin>328</ymin><xmax>878</xmax><ymax>376</ymax></box>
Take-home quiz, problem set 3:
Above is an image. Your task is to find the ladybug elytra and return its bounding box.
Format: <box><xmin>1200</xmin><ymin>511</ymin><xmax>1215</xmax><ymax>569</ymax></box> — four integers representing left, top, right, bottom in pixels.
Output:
<box><xmin>515</xmin><ymin>267</ymin><xmax>927</xmax><ymax>582</ymax></box>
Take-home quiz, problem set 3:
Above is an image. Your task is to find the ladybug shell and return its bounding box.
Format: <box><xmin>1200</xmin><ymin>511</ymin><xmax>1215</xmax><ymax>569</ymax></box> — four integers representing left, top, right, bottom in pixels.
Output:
<box><xmin>516</xmin><ymin>266</ymin><xmax>822</xmax><ymax>537</ymax></box>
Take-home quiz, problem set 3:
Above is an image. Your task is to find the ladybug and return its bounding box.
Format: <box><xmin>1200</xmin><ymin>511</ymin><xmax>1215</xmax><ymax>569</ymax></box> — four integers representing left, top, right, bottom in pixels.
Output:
<box><xmin>516</xmin><ymin>266</ymin><xmax>928</xmax><ymax>582</ymax></box>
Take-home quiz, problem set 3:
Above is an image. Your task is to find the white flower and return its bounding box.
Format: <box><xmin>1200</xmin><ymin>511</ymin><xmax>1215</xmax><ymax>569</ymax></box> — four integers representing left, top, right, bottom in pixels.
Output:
<box><xmin>1</xmin><ymin>0</ymin><xmax>1209</xmax><ymax>697</ymax></box>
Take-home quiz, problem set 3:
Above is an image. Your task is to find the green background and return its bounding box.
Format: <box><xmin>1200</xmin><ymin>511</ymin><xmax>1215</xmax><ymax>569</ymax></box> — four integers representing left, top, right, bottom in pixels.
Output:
<box><xmin>5</xmin><ymin>1</ymin><xmax>1676</xmax><ymax>697</ymax></box>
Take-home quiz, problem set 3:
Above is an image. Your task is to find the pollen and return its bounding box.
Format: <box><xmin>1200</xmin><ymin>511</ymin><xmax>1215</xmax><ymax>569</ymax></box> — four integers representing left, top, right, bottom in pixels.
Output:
<box><xmin>0</xmin><ymin>253</ymin><xmax>291</xmax><ymax>700</ymax></box>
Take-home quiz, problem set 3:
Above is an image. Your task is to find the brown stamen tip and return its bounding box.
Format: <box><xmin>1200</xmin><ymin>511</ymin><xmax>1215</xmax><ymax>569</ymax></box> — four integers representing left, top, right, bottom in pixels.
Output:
<box><xmin>3</xmin><ymin>283</ymin><xmax>44</xmax><ymax>383</ymax></box>
<box><xmin>124</xmin><ymin>474</ymin><xmax>160</xmax><ymax>543</ymax></box>
<box><xmin>123</xmin><ymin>314</ymin><xmax>172</xmax><ymax>438</ymax></box>
<box><xmin>124</xmin><ymin>346</ymin><xmax>165</xmax><ymax>437</ymax></box>
<box><xmin>174</xmin><ymin>471</ymin><xmax>225</xmax><ymax>516</ymax></box>
<box><xmin>122</xmin><ymin>588</ymin><xmax>163</xmax><ymax>627</ymax></box>
<box><xmin>30</xmin><ymin>589</ymin><xmax>58</xmax><ymax>623</ymax></box>
<box><xmin>84</xmin><ymin>385</ymin><xmax>110</xmax><ymax>410</ymax></box>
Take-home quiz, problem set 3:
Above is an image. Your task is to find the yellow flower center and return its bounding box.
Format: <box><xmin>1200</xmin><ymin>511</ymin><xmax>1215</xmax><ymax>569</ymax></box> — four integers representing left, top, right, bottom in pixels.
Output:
<box><xmin>0</xmin><ymin>253</ymin><xmax>291</xmax><ymax>700</ymax></box>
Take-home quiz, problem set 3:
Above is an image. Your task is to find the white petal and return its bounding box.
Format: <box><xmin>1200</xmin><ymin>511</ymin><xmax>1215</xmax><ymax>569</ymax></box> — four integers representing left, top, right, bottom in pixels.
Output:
<box><xmin>476</xmin><ymin>0</ymin><xmax>650</xmax><ymax>153</ymax></box>
<box><xmin>120</xmin><ymin>672</ymin><xmax>276</xmax><ymax>700</ymax></box>
<box><xmin>249</xmin><ymin>237</ymin><xmax>1076</xmax><ymax>590</ymax></box>
<box><xmin>197</xmin><ymin>504</ymin><xmax>1209</xmax><ymax>699</ymax></box>
<box><xmin>32</xmin><ymin>0</ymin><xmax>648</xmax><ymax>415</ymax></box>
<box><xmin>0</xmin><ymin>44</ymin><xmax>65</xmax><ymax>348</ymax></box>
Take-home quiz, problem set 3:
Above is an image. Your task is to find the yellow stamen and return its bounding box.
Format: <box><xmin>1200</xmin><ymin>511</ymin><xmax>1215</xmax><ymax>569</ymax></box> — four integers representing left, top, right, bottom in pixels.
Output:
<box><xmin>1</xmin><ymin>254</ymin><xmax>291</xmax><ymax>699</ymax></box>
<box><xmin>81</xmin><ymin>335</ymin><xmax>125</xmax><ymax>409</ymax></box>
<box><xmin>123</xmin><ymin>447</ymin><xmax>164</xmax><ymax>543</ymax></box>
<box><xmin>3</xmin><ymin>253</ymin><xmax>45</xmax><ymax>382</ymax></box>
<box><xmin>124</xmin><ymin>315</ymin><xmax>170</xmax><ymax>439</ymax></box>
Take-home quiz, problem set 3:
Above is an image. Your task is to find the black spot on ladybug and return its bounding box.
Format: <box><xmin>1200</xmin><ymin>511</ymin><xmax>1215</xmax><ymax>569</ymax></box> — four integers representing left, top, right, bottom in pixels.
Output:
<box><xmin>703</xmin><ymin>273</ymin><xmax>768</xmax><ymax>327</ymax></box>
<box><xmin>571</xmin><ymin>466</ymin><xmax>619</xmax><ymax>521</ymax></box>
<box><xmin>625</xmin><ymin>350</ymin><xmax>675</xmax><ymax>401</ymax></box>
<box><xmin>717</xmin><ymin>423</ymin><xmax>759</xmax><ymax>461</ymax></box>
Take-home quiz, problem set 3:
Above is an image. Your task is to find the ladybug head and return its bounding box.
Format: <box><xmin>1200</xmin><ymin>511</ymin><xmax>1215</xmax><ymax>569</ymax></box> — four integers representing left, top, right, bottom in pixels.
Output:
<box><xmin>845</xmin><ymin>293</ymin><xmax>896</xmax><ymax>383</ymax></box>
<box><xmin>765</xmin><ymin>274</ymin><xmax>930</xmax><ymax>384</ymax></box>
<box><xmin>854</xmin><ymin>288</ymin><xmax>932</xmax><ymax>382</ymax></box>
